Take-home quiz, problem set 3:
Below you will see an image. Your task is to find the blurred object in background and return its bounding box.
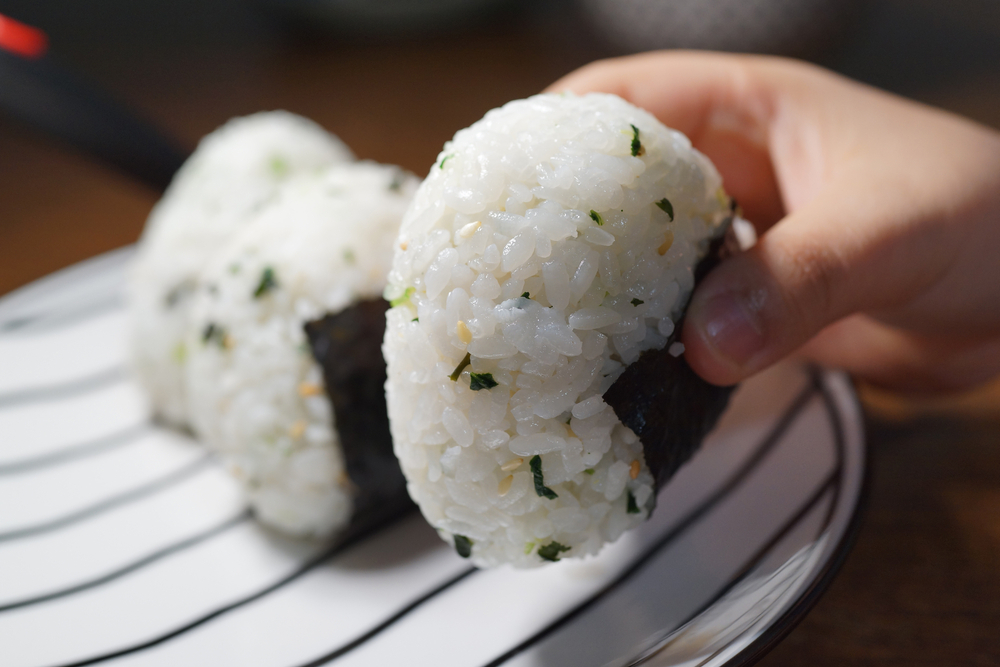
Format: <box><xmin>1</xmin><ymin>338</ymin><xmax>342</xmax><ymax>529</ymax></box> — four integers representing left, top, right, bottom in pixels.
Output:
<box><xmin>0</xmin><ymin>11</ymin><xmax>48</xmax><ymax>58</ymax></box>
<box><xmin>578</xmin><ymin>0</ymin><xmax>863</xmax><ymax>57</ymax></box>
<box><xmin>254</xmin><ymin>0</ymin><xmax>521</xmax><ymax>34</ymax></box>
<box><xmin>0</xmin><ymin>0</ymin><xmax>997</xmax><ymax>300</ymax></box>
<box><xmin>0</xmin><ymin>12</ymin><xmax>187</xmax><ymax>191</ymax></box>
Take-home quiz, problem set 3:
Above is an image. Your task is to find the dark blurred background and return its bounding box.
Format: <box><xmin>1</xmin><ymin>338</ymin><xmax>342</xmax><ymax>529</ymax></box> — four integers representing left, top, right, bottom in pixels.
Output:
<box><xmin>0</xmin><ymin>1</ymin><xmax>998</xmax><ymax>664</ymax></box>
<box><xmin>0</xmin><ymin>0</ymin><xmax>998</xmax><ymax>297</ymax></box>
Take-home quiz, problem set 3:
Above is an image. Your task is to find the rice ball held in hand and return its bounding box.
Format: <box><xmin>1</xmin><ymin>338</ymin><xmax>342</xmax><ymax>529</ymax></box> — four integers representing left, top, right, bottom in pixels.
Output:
<box><xmin>185</xmin><ymin>162</ymin><xmax>418</xmax><ymax>537</ymax></box>
<box><xmin>128</xmin><ymin>111</ymin><xmax>353</xmax><ymax>427</ymax></box>
<box><xmin>383</xmin><ymin>93</ymin><xmax>735</xmax><ymax>568</ymax></box>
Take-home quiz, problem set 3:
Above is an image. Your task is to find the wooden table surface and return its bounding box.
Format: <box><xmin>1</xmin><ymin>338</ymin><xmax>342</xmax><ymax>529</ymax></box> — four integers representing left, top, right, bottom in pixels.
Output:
<box><xmin>1</xmin><ymin>0</ymin><xmax>998</xmax><ymax>664</ymax></box>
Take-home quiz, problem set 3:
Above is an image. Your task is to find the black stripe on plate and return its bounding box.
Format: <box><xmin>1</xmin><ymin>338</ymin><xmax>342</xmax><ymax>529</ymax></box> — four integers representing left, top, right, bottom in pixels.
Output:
<box><xmin>0</xmin><ymin>454</ymin><xmax>211</xmax><ymax>544</ymax></box>
<box><xmin>0</xmin><ymin>423</ymin><xmax>150</xmax><ymax>477</ymax></box>
<box><xmin>0</xmin><ymin>366</ymin><xmax>126</xmax><ymax>411</ymax></box>
<box><xmin>0</xmin><ymin>510</ymin><xmax>250</xmax><ymax>613</ymax></box>
<box><xmin>40</xmin><ymin>508</ymin><xmax>416</xmax><ymax>667</ymax></box>
<box><xmin>478</xmin><ymin>377</ymin><xmax>820</xmax><ymax>667</ymax></box>
<box><xmin>38</xmin><ymin>375</ymin><xmax>816</xmax><ymax>667</ymax></box>
<box><xmin>681</xmin><ymin>476</ymin><xmax>837</xmax><ymax>667</ymax></box>
<box><xmin>651</xmin><ymin>372</ymin><xmax>849</xmax><ymax>667</ymax></box>
<box><xmin>0</xmin><ymin>297</ymin><xmax>124</xmax><ymax>336</ymax></box>
<box><xmin>719</xmin><ymin>371</ymin><xmax>867</xmax><ymax>667</ymax></box>
<box><xmin>630</xmin><ymin>367</ymin><xmax>849</xmax><ymax>666</ymax></box>
<box><xmin>295</xmin><ymin>566</ymin><xmax>479</xmax><ymax>667</ymax></box>
<box><xmin>633</xmin><ymin>470</ymin><xmax>840</xmax><ymax>667</ymax></box>
<box><xmin>0</xmin><ymin>247</ymin><xmax>132</xmax><ymax>332</ymax></box>
<box><xmin>818</xmin><ymin>373</ymin><xmax>846</xmax><ymax>534</ymax></box>
<box><xmin>295</xmin><ymin>377</ymin><xmax>820</xmax><ymax>667</ymax></box>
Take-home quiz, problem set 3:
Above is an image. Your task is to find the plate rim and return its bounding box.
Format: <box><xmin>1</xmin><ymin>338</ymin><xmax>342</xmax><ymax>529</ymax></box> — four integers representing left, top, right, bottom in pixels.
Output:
<box><xmin>718</xmin><ymin>372</ymin><xmax>870</xmax><ymax>667</ymax></box>
<box><xmin>0</xmin><ymin>248</ymin><xmax>870</xmax><ymax>667</ymax></box>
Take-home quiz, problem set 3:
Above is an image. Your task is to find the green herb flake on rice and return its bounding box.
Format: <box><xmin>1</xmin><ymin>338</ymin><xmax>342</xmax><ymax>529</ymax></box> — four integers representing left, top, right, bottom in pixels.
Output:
<box><xmin>171</xmin><ymin>342</ymin><xmax>187</xmax><ymax>364</ymax></box>
<box><xmin>630</xmin><ymin>124</ymin><xmax>643</xmax><ymax>156</ymax></box>
<box><xmin>449</xmin><ymin>352</ymin><xmax>472</xmax><ymax>381</ymax></box>
<box><xmin>389</xmin><ymin>286</ymin><xmax>415</xmax><ymax>308</ymax></box>
<box><xmin>656</xmin><ymin>197</ymin><xmax>674</xmax><ymax>221</ymax></box>
<box><xmin>538</xmin><ymin>541</ymin><xmax>570</xmax><ymax>562</ymax></box>
<box><xmin>454</xmin><ymin>534</ymin><xmax>473</xmax><ymax>558</ymax></box>
<box><xmin>627</xmin><ymin>489</ymin><xmax>641</xmax><ymax>514</ymax></box>
<box><xmin>469</xmin><ymin>372</ymin><xmax>499</xmax><ymax>391</ymax></box>
<box><xmin>530</xmin><ymin>455</ymin><xmax>558</xmax><ymax>499</ymax></box>
<box><xmin>252</xmin><ymin>267</ymin><xmax>278</xmax><ymax>298</ymax></box>
<box><xmin>201</xmin><ymin>322</ymin><xmax>228</xmax><ymax>349</ymax></box>
<box><xmin>269</xmin><ymin>155</ymin><xmax>290</xmax><ymax>177</ymax></box>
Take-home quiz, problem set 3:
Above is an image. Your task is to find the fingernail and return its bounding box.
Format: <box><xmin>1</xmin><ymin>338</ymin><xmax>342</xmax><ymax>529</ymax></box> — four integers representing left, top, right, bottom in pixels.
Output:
<box><xmin>695</xmin><ymin>290</ymin><xmax>766</xmax><ymax>365</ymax></box>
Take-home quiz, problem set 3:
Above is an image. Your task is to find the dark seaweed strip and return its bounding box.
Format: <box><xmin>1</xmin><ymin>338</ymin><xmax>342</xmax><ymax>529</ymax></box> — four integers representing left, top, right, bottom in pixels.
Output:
<box><xmin>693</xmin><ymin>223</ymin><xmax>742</xmax><ymax>285</ymax></box>
<box><xmin>304</xmin><ymin>299</ymin><xmax>413</xmax><ymax>520</ymax></box>
<box><xmin>0</xmin><ymin>510</ymin><xmax>250</xmax><ymax>613</ymax></box>
<box><xmin>0</xmin><ymin>295</ymin><xmax>123</xmax><ymax>336</ymax></box>
<box><xmin>0</xmin><ymin>365</ymin><xmax>125</xmax><ymax>411</ymax></box>
<box><xmin>41</xmin><ymin>505</ymin><xmax>417</xmax><ymax>667</ymax></box>
<box><xmin>605</xmin><ymin>347</ymin><xmax>735</xmax><ymax>491</ymax></box>
<box><xmin>0</xmin><ymin>454</ymin><xmax>211</xmax><ymax>544</ymax></box>
<box><xmin>478</xmin><ymin>379</ymin><xmax>819</xmax><ymax>667</ymax></box>
<box><xmin>0</xmin><ymin>422</ymin><xmax>149</xmax><ymax>477</ymax></box>
<box><xmin>630</xmin><ymin>470</ymin><xmax>839</xmax><ymax>667</ymax></box>
<box><xmin>604</xmin><ymin>221</ymin><xmax>741</xmax><ymax>492</ymax></box>
<box><xmin>296</xmin><ymin>566</ymin><xmax>479</xmax><ymax>667</ymax></box>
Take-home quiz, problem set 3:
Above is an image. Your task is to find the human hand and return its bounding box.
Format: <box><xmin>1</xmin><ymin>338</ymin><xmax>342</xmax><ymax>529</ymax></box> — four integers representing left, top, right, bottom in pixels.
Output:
<box><xmin>548</xmin><ymin>52</ymin><xmax>1000</xmax><ymax>392</ymax></box>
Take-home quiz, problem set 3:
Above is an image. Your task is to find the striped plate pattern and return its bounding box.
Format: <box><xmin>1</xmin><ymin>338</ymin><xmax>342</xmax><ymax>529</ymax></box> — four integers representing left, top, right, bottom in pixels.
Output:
<box><xmin>0</xmin><ymin>248</ymin><xmax>866</xmax><ymax>667</ymax></box>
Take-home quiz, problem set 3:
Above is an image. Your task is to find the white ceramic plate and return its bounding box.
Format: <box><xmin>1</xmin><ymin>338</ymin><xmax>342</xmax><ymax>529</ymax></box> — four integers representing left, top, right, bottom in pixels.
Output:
<box><xmin>0</xmin><ymin>248</ymin><xmax>866</xmax><ymax>667</ymax></box>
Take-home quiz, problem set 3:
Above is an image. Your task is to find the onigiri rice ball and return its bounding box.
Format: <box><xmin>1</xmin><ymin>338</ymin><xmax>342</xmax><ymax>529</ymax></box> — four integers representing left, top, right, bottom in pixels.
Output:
<box><xmin>185</xmin><ymin>162</ymin><xmax>418</xmax><ymax>537</ymax></box>
<box><xmin>128</xmin><ymin>111</ymin><xmax>353</xmax><ymax>426</ymax></box>
<box><xmin>382</xmin><ymin>92</ymin><xmax>732</xmax><ymax>567</ymax></box>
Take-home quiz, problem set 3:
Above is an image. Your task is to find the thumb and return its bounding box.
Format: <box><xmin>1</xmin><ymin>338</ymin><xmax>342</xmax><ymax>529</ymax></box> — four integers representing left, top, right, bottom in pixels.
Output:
<box><xmin>682</xmin><ymin>186</ymin><xmax>911</xmax><ymax>386</ymax></box>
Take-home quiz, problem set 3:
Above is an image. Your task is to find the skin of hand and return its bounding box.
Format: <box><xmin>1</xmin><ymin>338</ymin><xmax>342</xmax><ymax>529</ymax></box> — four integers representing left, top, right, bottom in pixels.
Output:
<box><xmin>547</xmin><ymin>52</ymin><xmax>1000</xmax><ymax>393</ymax></box>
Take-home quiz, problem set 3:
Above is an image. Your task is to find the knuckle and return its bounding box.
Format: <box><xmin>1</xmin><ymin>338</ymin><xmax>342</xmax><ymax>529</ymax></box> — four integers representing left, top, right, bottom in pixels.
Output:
<box><xmin>775</xmin><ymin>238</ymin><xmax>850</xmax><ymax>330</ymax></box>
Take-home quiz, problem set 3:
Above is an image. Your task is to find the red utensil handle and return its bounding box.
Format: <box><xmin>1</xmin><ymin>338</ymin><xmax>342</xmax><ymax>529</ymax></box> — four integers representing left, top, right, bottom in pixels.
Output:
<box><xmin>0</xmin><ymin>13</ymin><xmax>48</xmax><ymax>60</ymax></box>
